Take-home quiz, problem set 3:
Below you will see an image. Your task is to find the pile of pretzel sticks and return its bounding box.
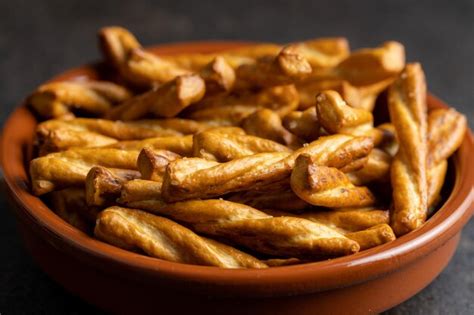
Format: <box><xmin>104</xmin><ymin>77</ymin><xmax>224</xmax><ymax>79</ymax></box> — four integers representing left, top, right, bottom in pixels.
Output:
<box><xmin>27</xmin><ymin>26</ymin><xmax>467</xmax><ymax>268</ymax></box>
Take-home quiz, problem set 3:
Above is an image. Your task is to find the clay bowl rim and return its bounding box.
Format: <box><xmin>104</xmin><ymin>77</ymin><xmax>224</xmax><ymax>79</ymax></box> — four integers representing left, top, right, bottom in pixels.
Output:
<box><xmin>1</xmin><ymin>41</ymin><xmax>473</xmax><ymax>294</ymax></box>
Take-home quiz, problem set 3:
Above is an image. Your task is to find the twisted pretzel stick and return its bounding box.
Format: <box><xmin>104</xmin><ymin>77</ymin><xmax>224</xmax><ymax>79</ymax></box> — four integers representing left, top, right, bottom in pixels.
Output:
<box><xmin>242</xmin><ymin>108</ymin><xmax>304</xmax><ymax>149</ymax></box>
<box><xmin>29</xmin><ymin>81</ymin><xmax>132</xmax><ymax>119</ymax></box>
<box><xmin>388</xmin><ymin>63</ymin><xmax>428</xmax><ymax>235</ymax></box>
<box><xmin>193</xmin><ymin>128</ymin><xmax>291</xmax><ymax>162</ymax></box>
<box><xmin>99</xmin><ymin>27</ymin><xmax>190</xmax><ymax>87</ymax></box>
<box><xmin>30</xmin><ymin>148</ymin><xmax>141</xmax><ymax>195</ymax></box>
<box><xmin>106</xmin><ymin>135</ymin><xmax>193</xmax><ymax>156</ymax></box>
<box><xmin>291</xmin><ymin>154</ymin><xmax>376</xmax><ymax>208</ymax></box>
<box><xmin>107</xmin><ymin>74</ymin><xmax>205</xmax><ymax>120</ymax></box>
<box><xmin>234</xmin><ymin>45</ymin><xmax>312</xmax><ymax>90</ymax></box>
<box><xmin>121</xmin><ymin>199</ymin><xmax>359</xmax><ymax>259</ymax></box>
<box><xmin>314</xmin><ymin>41</ymin><xmax>405</xmax><ymax>86</ymax></box>
<box><xmin>345</xmin><ymin>224</ymin><xmax>396</xmax><ymax>250</ymax></box>
<box><xmin>95</xmin><ymin>206</ymin><xmax>267</xmax><ymax>268</ymax></box>
<box><xmin>426</xmin><ymin>108</ymin><xmax>467</xmax><ymax>208</ymax></box>
<box><xmin>264</xmin><ymin>208</ymin><xmax>395</xmax><ymax>250</ymax></box>
<box><xmin>162</xmin><ymin>134</ymin><xmax>373</xmax><ymax>202</ymax></box>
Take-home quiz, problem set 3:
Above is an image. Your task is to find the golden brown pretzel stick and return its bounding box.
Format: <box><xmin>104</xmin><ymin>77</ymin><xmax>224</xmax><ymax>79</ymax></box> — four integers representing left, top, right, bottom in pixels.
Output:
<box><xmin>106</xmin><ymin>135</ymin><xmax>193</xmax><ymax>156</ymax></box>
<box><xmin>264</xmin><ymin>208</ymin><xmax>395</xmax><ymax>250</ymax></box>
<box><xmin>282</xmin><ymin>107</ymin><xmax>320</xmax><ymax>142</ymax></box>
<box><xmin>99</xmin><ymin>27</ymin><xmax>190</xmax><ymax>87</ymax></box>
<box><xmin>50</xmin><ymin>188</ymin><xmax>95</xmax><ymax>234</ymax></box>
<box><xmin>168</xmin><ymin>38</ymin><xmax>348</xmax><ymax>71</ymax></box>
<box><xmin>37</xmin><ymin>129</ymin><xmax>119</xmax><ymax>156</ymax></box>
<box><xmin>122</xmin><ymin>199</ymin><xmax>359</xmax><ymax>259</ymax></box>
<box><xmin>162</xmin><ymin>134</ymin><xmax>373</xmax><ymax>202</ymax></box>
<box><xmin>291</xmin><ymin>154</ymin><xmax>376</xmax><ymax>208</ymax></box>
<box><xmin>388</xmin><ymin>63</ymin><xmax>428</xmax><ymax>235</ymax></box>
<box><xmin>241</xmin><ymin>109</ymin><xmax>304</xmax><ymax>149</ymax></box>
<box><xmin>293</xmin><ymin>37</ymin><xmax>349</xmax><ymax>69</ymax></box>
<box><xmin>38</xmin><ymin>117</ymin><xmax>209</xmax><ymax>140</ymax></box>
<box><xmin>137</xmin><ymin>148</ymin><xmax>181</xmax><ymax>181</ymax></box>
<box><xmin>234</xmin><ymin>45</ymin><xmax>312</xmax><ymax>90</ymax></box>
<box><xmin>29</xmin><ymin>81</ymin><xmax>132</xmax><ymax>119</ymax></box>
<box><xmin>95</xmin><ymin>207</ymin><xmax>267</xmax><ymax>268</ymax></box>
<box><xmin>345</xmin><ymin>224</ymin><xmax>396</xmax><ymax>250</ymax></box>
<box><xmin>426</xmin><ymin>108</ymin><xmax>467</xmax><ymax>208</ymax></box>
<box><xmin>107</xmin><ymin>74</ymin><xmax>206</xmax><ymax>120</ymax></box>
<box><xmin>30</xmin><ymin>148</ymin><xmax>141</xmax><ymax>195</ymax></box>
<box><xmin>296</xmin><ymin>79</ymin><xmax>359</xmax><ymax>110</ymax></box>
<box><xmin>186</xmin><ymin>85</ymin><xmax>300</xmax><ymax>124</ymax></box>
<box><xmin>314</xmin><ymin>41</ymin><xmax>405</xmax><ymax>86</ymax></box>
<box><xmin>347</xmin><ymin>149</ymin><xmax>392</xmax><ymax>185</ymax></box>
<box><xmin>193</xmin><ymin>128</ymin><xmax>291</xmax><ymax>162</ymax></box>
<box><xmin>85</xmin><ymin>166</ymin><xmax>142</xmax><ymax>207</ymax></box>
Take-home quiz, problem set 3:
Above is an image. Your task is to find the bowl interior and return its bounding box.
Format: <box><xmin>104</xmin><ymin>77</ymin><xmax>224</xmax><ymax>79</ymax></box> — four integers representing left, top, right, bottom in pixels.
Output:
<box><xmin>1</xmin><ymin>41</ymin><xmax>473</xmax><ymax>291</ymax></box>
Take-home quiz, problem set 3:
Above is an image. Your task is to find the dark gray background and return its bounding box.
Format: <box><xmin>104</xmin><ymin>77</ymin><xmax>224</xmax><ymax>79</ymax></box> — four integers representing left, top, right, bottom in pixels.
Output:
<box><xmin>0</xmin><ymin>0</ymin><xmax>472</xmax><ymax>314</ymax></box>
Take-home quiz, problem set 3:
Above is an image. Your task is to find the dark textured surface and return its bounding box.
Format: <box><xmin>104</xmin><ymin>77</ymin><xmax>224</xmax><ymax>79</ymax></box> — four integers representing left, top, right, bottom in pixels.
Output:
<box><xmin>0</xmin><ymin>0</ymin><xmax>472</xmax><ymax>314</ymax></box>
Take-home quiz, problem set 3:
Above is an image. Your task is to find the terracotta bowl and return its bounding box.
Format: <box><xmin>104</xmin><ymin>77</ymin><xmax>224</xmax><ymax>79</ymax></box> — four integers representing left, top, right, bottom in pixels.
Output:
<box><xmin>1</xmin><ymin>42</ymin><xmax>473</xmax><ymax>315</ymax></box>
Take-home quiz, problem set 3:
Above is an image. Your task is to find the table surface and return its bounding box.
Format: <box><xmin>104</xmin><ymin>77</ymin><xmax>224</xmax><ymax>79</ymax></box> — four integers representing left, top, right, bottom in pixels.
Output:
<box><xmin>0</xmin><ymin>0</ymin><xmax>472</xmax><ymax>314</ymax></box>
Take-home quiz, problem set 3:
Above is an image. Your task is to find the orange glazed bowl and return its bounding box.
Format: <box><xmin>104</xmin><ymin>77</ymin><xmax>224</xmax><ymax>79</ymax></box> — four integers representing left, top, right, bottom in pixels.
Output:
<box><xmin>1</xmin><ymin>42</ymin><xmax>473</xmax><ymax>315</ymax></box>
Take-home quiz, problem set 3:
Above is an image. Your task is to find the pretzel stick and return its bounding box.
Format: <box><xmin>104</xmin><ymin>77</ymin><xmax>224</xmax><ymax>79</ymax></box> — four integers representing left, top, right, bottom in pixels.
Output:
<box><xmin>388</xmin><ymin>63</ymin><xmax>428</xmax><ymax>235</ymax></box>
<box><xmin>345</xmin><ymin>224</ymin><xmax>396</xmax><ymax>250</ymax></box>
<box><xmin>193</xmin><ymin>128</ymin><xmax>291</xmax><ymax>162</ymax></box>
<box><xmin>313</xmin><ymin>41</ymin><xmax>405</xmax><ymax>86</ymax></box>
<box><xmin>291</xmin><ymin>154</ymin><xmax>376</xmax><ymax>208</ymax></box>
<box><xmin>106</xmin><ymin>135</ymin><xmax>193</xmax><ymax>156</ymax></box>
<box><xmin>242</xmin><ymin>109</ymin><xmax>304</xmax><ymax>149</ymax></box>
<box><xmin>162</xmin><ymin>135</ymin><xmax>373</xmax><ymax>201</ymax></box>
<box><xmin>264</xmin><ymin>208</ymin><xmax>395</xmax><ymax>250</ymax></box>
<box><xmin>426</xmin><ymin>108</ymin><xmax>467</xmax><ymax>208</ymax></box>
<box><xmin>29</xmin><ymin>81</ymin><xmax>132</xmax><ymax>119</ymax></box>
<box><xmin>95</xmin><ymin>207</ymin><xmax>267</xmax><ymax>268</ymax></box>
<box><xmin>30</xmin><ymin>148</ymin><xmax>141</xmax><ymax>195</ymax></box>
<box><xmin>107</xmin><ymin>74</ymin><xmax>205</xmax><ymax>120</ymax></box>
<box><xmin>99</xmin><ymin>26</ymin><xmax>190</xmax><ymax>87</ymax></box>
<box><xmin>119</xmin><ymin>179</ymin><xmax>164</xmax><ymax>204</ymax></box>
<box><xmin>121</xmin><ymin>199</ymin><xmax>359</xmax><ymax>258</ymax></box>
<box><xmin>234</xmin><ymin>45</ymin><xmax>312</xmax><ymax>90</ymax></box>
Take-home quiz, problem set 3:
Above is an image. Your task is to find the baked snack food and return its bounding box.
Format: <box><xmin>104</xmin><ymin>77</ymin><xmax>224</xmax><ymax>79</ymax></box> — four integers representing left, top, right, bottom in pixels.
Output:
<box><xmin>25</xmin><ymin>26</ymin><xmax>467</xmax><ymax>268</ymax></box>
